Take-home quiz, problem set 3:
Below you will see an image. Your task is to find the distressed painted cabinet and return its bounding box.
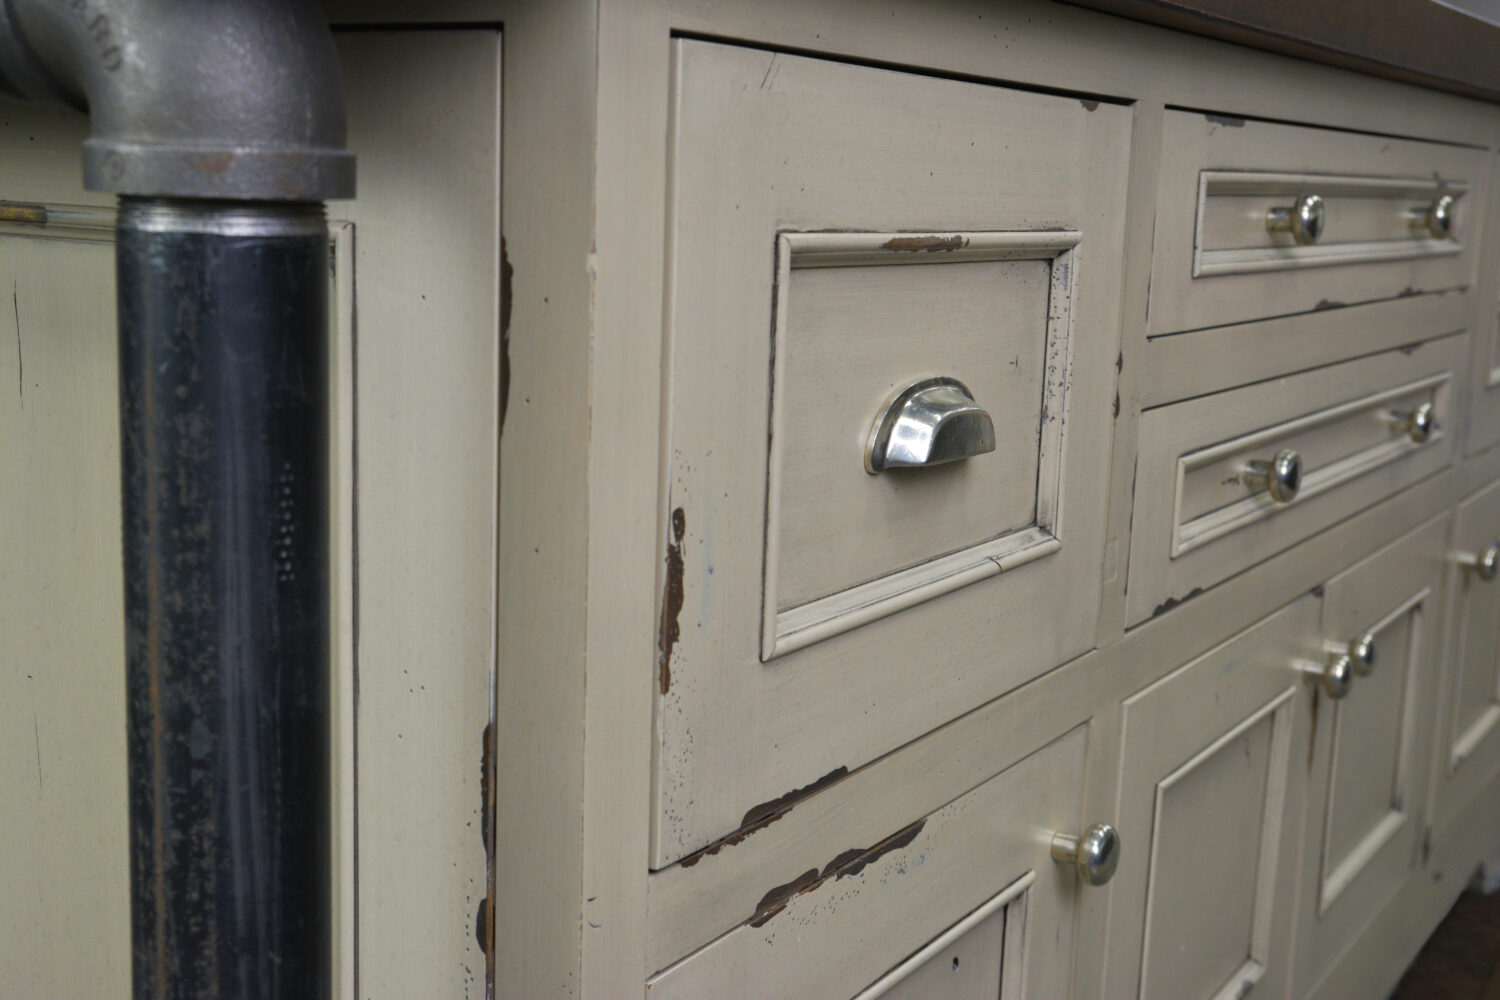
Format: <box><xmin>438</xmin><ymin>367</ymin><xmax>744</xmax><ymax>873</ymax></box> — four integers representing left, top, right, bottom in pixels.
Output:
<box><xmin>8</xmin><ymin>1</ymin><xmax>1500</xmax><ymax>998</ymax></box>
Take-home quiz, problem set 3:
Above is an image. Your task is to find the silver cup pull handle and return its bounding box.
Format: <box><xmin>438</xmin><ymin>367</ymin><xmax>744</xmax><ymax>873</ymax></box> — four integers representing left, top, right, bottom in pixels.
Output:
<box><xmin>866</xmin><ymin>376</ymin><xmax>997</xmax><ymax>474</ymax></box>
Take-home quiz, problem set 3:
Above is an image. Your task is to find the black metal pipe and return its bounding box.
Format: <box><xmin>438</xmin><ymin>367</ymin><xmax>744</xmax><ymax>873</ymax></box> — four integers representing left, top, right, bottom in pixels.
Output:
<box><xmin>117</xmin><ymin>199</ymin><xmax>330</xmax><ymax>1000</ymax></box>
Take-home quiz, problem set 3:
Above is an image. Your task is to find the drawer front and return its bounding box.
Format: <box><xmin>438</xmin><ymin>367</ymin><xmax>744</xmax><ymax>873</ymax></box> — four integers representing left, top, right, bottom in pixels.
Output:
<box><xmin>1430</xmin><ymin>478</ymin><xmax>1500</xmax><ymax>834</ymax></box>
<box><xmin>1150</xmin><ymin>111</ymin><xmax>1485</xmax><ymax>336</ymax></box>
<box><xmin>653</xmin><ymin>40</ymin><xmax>1131</xmax><ymax>864</ymax></box>
<box><xmin>646</xmin><ymin>728</ymin><xmax>1089</xmax><ymax>999</ymax></box>
<box><xmin>1294</xmin><ymin>518</ymin><xmax>1447</xmax><ymax>997</ymax></box>
<box><xmin>1103</xmin><ymin>597</ymin><xmax>1317</xmax><ymax>1000</ymax></box>
<box><xmin>1127</xmin><ymin>336</ymin><xmax>1462</xmax><ymax>626</ymax></box>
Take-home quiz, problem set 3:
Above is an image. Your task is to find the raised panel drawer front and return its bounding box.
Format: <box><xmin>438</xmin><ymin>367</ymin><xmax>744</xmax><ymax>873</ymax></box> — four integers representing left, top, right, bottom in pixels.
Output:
<box><xmin>652</xmin><ymin>40</ymin><xmax>1131</xmax><ymax>865</ymax></box>
<box><xmin>1149</xmin><ymin>111</ymin><xmax>1485</xmax><ymax>336</ymax></box>
<box><xmin>1431</xmin><ymin>478</ymin><xmax>1500</xmax><ymax>834</ymax></box>
<box><xmin>646</xmin><ymin>728</ymin><xmax>1088</xmax><ymax>999</ymax></box>
<box><xmin>1126</xmin><ymin>335</ymin><xmax>1462</xmax><ymax>627</ymax></box>
<box><xmin>1294</xmin><ymin>517</ymin><xmax>1447</xmax><ymax>998</ymax></box>
<box><xmin>1104</xmin><ymin>597</ymin><xmax>1317</xmax><ymax>1000</ymax></box>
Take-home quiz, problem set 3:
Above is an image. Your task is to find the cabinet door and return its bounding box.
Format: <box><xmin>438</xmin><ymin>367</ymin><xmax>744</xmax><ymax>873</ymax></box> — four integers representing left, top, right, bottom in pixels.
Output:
<box><xmin>1294</xmin><ymin>518</ymin><xmax>1447</xmax><ymax>998</ymax></box>
<box><xmin>1102</xmin><ymin>596</ymin><xmax>1317</xmax><ymax>1000</ymax></box>
<box><xmin>1430</xmin><ymin>479</ymin><xmax>1500</xmax><ymax>835</ymax></box>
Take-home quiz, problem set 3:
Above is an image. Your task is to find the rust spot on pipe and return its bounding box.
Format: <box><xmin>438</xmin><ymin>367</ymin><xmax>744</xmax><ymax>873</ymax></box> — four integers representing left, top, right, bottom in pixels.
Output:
<box><xmin>198</xmin><ymin>152</ymin><xmax>234</xmax><ymax>175</ymax></box>
<box><xmin>0</xmin><ymin>201</ymin><xmax>47</xmax><ymax>226</ymax></box>
<box><xmin>658</xmin><ymin>508</ymin><xmax>686</xmax><ymax>695</ymax></box>
<box><xmin>881</xmin><ymin>234</ymin><xmax>968</xmax><ymax>253</ymax></box>
<box><xmin>747</xmin><ymin>819</ymin><xmax>926</xmax><ymax>927</ymax></box>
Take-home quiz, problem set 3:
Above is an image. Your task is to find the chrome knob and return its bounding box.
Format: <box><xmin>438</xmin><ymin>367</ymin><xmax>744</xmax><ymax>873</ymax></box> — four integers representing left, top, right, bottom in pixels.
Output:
<box><xmin>1392</xmin><ymin>402</ymin><xmax>1437</xmax><ymax>444</ymax></box>
<box><xmin>1412</xmin><ymin>194</ymin><xmax>1457</xmax><ymax>240</ymax></box>
<box><xmin>866</xmin><ymin>376</ymin><xmax>996</xmax><ymax>474</ymax></box>
<box><xmin>1246</xmin><ymin>449</ymin><xmax>1303</xmax><ymax>504</ymax></box>
<box><xmin>1051</xmin><ymin>823</ymin><xmax>1121</xmax><ymax>887</ymax></box>
<box><xmin>1300</xmin><ymin>654</ymin><xmax>1354</xmax><ymax>700</ymax></box>
<box><xmin>1348</xmin><ymin>633</ymin><xmax>1377</xmax><ymax>677</ymax></box>
<box><xmin>1267</xmin><ymin>194</ymin><xmax>1326</xmax><ymax>246</ymax></box>
<box><xmin>1454</xmin><ymin>542</ymin><xmax>1500</xmax><ymax>582</ymax></box>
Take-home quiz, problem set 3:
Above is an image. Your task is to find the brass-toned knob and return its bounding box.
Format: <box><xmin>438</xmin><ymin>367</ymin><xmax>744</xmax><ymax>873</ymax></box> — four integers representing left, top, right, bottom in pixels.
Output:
<box><xmin>1455</xmin><ymin>543</ymin><xmax>1500</xmax><ymax>582</ymax></box>
<box><xmin>1051</xmin><ymin>823</ymin><xmax>1121</xmax><ymax>887</ymax></box>
<box><xmin>1300</xmin><ymin>654</ymin><xmax>1354</xmax><ymax>699</ymax></box>
<box><xmin>1246</xmin><ymin>449</ymin><xmax>1303</xmax><ymax>504</ymax></box>
<box><xmin>1267</xmin><ymin>194</ymin><xmax>1326</xmax><ymax>246</ymax></box>
<box><xmin>1348</xmin><ymin>633</ymin><xmax>1377</xmax><ymax>677</ymax></box>
<box><xmin>1392</xmin><ymin>402</ymin><xmax>1437</xmax><ymax>444</ymax></box>
<box><xmin>1412</xmin><ymin>194</ymin><xmax>1457</xmax><ymax>240</ymax></box>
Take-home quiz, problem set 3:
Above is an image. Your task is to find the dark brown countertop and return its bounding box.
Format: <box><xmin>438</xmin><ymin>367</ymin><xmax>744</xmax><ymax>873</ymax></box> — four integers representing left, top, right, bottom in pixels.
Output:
<box><xmin>1064</xmin><ymin>0</ymin><xmax>1500</xmax><ymax>104</ymax></box>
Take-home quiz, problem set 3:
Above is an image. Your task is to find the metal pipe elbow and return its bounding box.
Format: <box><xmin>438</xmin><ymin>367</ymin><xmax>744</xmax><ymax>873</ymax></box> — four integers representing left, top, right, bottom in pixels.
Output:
<box><xmin>0</xmin><ymin>0</ymin><xmax>354</xmax><ymax>201</ymax></box>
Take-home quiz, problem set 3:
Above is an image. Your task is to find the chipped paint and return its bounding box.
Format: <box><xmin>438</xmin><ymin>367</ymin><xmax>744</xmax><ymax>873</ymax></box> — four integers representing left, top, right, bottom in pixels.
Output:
<box><xmin>1151</xmin><ymin>586</ymin><xmax>1205</xmax><ymax>619</ymax></box>
<box><xmin>747</xmin><ymin>819</ymin><xmax>926</xmax><ymax>927</ymax></box>
<box><xmin>880</xmin><ymin>234</ymin><xmax>968</xmax><ymax>253</ymax></box>
<box><xmin>1204</xmin><ymin>113</ymin><xmax>1246</xmax><ymax>128</ymax></box>
<box><xmin>1307</xmin><ymin>687</ymin><xmax>1320</xmax><ymax>773</ymax></box>
<box><xmin>498</xmin><ymin>238</ymin><xmax>513</xmax><ymax>437</ymax></box>
<box><xmin>679</xmin><ymin>765</ymin><xmax>852</xmax><ymax>869</ymax></box>
<box><xmin>479</xmin><ymin>721</ymin><xmax>496</xmax><ymax>994</ymax></box>
<box><xmin>740</xmin><ymin>766</ymin><xmax>849</xmax><ymax>829</ymax></box>
<box><xmin>658</xmin><ymin>508</ymin><xmax>686</xmax><ymax>696</ymax></box>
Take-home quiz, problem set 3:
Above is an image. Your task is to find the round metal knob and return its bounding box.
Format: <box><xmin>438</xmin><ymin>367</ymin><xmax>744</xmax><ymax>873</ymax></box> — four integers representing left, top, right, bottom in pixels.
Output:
<box><xmin>1456</xmin><ymin>542</ymin><xmax>1500</xmax><ymax>582</ymax></box>
<box><xmin>1395</xmin><ymin>402</ymin><xmax>1437</xmax><ymax>444</ymax></box>
<box><xmin>1417</xmin><ymin>194</ymin><xmax>1457</xmax><ymax>240</ymax></box>
<box><xmin>1051</xmin><ymin>823</ymin><xmax>1121</xmax><ymax>887</ymax></box>
<box><xmin>1246</xmin><ymin>448</ymin><xmax>1303</xmax><ymax>504</ymax></box>
<box><xmin>1348</xmin><ymin>633</ymin><xmax>1377</xmax><ymax>677</ymax></box>
<box><xmin>1302</xmin><ymin>654</ymin><xmax>1354</xmax><ymax>700</ymax></box>
<box><xmin>1267</xmin><ymin>194</ymin><xmax>1326</xmax><ymax>246</ymax></box>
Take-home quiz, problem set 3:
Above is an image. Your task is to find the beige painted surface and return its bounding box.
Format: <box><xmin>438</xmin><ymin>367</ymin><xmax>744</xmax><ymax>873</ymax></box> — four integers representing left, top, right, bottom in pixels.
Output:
<box><xmin>1293</xmin><ymin>516</ymin><xmax>1448</xmax><ymax>998</ymax></box>
<box><xmin>327</xmin><ymin>29</ymin><xmax>501</xmax><ymax>998</ymax></box>
<box><xmin>647</xmin><ymin>727</ymin><xmax>1088</xmax><ymax>999</ymax></box>
<box><xmin>1128</xmin><ymin>337</ymin><xmax>1463</xmax><ymax>625</ymax></box>
<box><xmin>10</xmin><ymin>1</ymin><xmax>1500</xmax><ymax>998</ymax></box>
<box><xmin>1429</xmin><ymin>478</ymin><xmax>1500</xmax><ymax>841</ymax></box>
<box><xmin>0</xmin><ymin>204</ymin><xmax>127</xmax><ymax>996</ymax></box>
<box><xmin>654</xmin><ymin>36</ymin><xmax>1130</xmax><ymax>866</ymax></box>
<box><xmin>1107</xmin><ymin>596</ymin><xmax>1318</xmax><ymax>1000</ymax></box>
<box><xmin>1149</xmin><ymin>112</ymin><xmax>1485</xmax><ymax>336</ymax></box>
